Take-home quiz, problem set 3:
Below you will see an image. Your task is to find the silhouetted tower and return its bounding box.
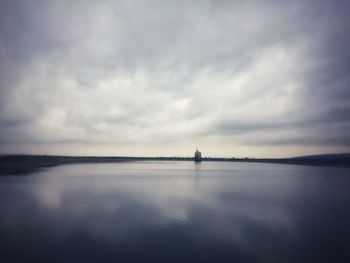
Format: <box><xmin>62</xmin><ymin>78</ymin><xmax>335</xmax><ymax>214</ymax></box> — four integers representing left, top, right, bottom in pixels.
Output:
<box><xmin>194</xmin><ymin>147</ymin><xmax>202</xmax><ymax>162</ymax></box>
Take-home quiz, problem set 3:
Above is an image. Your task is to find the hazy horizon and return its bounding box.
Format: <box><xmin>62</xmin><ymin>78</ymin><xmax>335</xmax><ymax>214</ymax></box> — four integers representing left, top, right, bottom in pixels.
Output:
<box><xmin>1</xmin><ymin>0</ymin><xmax>350</xmax><ymax>158</ymax></box>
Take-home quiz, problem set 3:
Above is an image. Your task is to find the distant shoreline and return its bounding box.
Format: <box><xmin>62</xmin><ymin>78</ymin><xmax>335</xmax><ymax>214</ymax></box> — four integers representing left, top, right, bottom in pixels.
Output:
<box><xmin>1</xmin><ymin>153</ymin><xmax>350</xmax><ymax>175</ymax></box>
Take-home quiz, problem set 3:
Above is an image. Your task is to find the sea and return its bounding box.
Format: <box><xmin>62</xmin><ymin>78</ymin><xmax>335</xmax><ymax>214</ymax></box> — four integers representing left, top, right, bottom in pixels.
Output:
<box><xmin>0</xmin><ymin>161</ymin><xmax>349</xmax><ymax>263</ymax></box>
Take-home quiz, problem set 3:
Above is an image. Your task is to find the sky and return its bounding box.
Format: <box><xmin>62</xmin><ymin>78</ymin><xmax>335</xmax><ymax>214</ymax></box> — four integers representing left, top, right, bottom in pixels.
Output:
<box><xmin>0</xmin><ymin>0</ymin><xmax>350</xmax><ymax>158</ymax></box>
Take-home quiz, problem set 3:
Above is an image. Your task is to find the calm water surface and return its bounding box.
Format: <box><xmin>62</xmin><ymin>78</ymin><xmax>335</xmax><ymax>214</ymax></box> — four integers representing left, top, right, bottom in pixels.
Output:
<box><xmin>1</xmin><ymin>161</ymin><xmax>350</xmax><ymax>262</ymax></box>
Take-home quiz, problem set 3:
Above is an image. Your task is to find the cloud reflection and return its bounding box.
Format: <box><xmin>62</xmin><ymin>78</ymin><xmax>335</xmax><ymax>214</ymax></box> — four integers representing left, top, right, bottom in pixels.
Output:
<box><xmin>1</xmin><ymin>162</ymin><xmax>350</xmax><ymax>262</ymax></box>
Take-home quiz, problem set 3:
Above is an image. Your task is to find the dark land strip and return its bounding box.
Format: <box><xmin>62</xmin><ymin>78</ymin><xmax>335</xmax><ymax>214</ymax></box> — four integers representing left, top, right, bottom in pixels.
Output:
<box><xmin>1</xmin><ymin>153</ymin><xmax>350</xmax><ymax>176</ymax></box>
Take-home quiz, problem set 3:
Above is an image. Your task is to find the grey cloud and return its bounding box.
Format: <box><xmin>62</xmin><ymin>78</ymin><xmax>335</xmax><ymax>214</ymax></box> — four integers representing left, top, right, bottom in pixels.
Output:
<box><xmin>0</xmin><ymin>0</ymin><xmax>349</xmax><ymax>157</ymax></box>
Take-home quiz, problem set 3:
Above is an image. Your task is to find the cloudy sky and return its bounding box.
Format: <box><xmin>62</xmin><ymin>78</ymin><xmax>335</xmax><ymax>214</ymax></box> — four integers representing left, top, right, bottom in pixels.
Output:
<box><xmin>0</xmin><ymin>0</ymin><xmax>349</xmax><ymax>157</ymax></box>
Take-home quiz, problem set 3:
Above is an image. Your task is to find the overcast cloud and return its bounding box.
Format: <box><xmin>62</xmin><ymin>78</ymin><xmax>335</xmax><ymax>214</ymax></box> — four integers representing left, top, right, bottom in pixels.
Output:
<box><xmin>0</xmin><ymin>0</ymin><xmax>349</xmax><ymax>157</ymax></box>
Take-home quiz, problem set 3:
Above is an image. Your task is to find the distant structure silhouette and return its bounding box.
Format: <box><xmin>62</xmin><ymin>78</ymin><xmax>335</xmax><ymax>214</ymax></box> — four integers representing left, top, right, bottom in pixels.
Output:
<box><xmin>194</xmin><ymin>147</ymin><xmax>202</xmax><ymax>162</ymax></box>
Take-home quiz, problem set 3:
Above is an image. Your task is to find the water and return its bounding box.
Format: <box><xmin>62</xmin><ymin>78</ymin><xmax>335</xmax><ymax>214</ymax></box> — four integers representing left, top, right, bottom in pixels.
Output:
<box><xmin>0</xmin><ymin>161</ymin><xmax>350</xmax><ymax>263</ymax></box>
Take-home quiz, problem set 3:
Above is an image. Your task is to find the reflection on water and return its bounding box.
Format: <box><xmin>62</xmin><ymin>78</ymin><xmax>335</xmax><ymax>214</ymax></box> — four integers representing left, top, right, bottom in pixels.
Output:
<box><xmin>1</xmin><ymin>161</ymin><xmax>350</xmax><ymax>262</ymax></box>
